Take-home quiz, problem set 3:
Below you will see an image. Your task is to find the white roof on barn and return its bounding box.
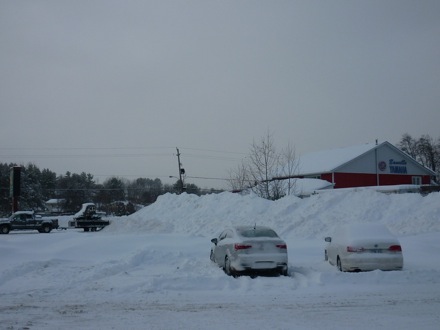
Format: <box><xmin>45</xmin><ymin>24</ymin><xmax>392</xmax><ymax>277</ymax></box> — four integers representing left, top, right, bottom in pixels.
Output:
<box><xmin>298</xmin><ymin>142</ymin><xmax>377</xmax><ymax>175</ymax></box>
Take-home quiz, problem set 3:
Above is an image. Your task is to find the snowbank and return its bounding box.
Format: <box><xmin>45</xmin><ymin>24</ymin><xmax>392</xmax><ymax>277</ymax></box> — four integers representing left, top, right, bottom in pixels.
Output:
<box><xmin>2</xmin><ymin>189</ymin><xmax>440</xmax><ymax>329</ymax></box>
<box><xmin>108</xmin><ymin>190</ymin><xmax>440</xmax><ymax>239</ymax></box>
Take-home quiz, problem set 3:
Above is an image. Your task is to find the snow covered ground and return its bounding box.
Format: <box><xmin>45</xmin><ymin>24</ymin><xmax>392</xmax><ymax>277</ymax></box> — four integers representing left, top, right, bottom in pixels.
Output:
<box><xmin>1</xmin><ymin>190</ymin><xmax>440</xmax><ymax>329</ymax></box>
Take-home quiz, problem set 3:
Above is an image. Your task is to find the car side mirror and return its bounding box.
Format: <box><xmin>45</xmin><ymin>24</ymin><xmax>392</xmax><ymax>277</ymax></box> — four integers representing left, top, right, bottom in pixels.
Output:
<box><xmin>211</xmin><ymin>238</ymin><xmax>218</xmax><ymax>245</ymax></box>
<box><xmin>324</xmin><ymin>237</ymin><xmax>332</xmax><ymax>242</ymax></box>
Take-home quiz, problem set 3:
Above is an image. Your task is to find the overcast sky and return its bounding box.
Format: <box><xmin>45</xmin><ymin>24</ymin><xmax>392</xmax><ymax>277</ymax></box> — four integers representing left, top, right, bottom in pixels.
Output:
<box><xmin>1</xmin><ymin>0</ymin><xmax>439</xmax><ymax>189</ymax></box>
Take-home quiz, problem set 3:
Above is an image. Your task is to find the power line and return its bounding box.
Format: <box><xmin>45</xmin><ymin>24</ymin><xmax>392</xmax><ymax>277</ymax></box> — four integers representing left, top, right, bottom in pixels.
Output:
<box><xmin>186</xmin><ymin>176</ymin><xmax>230</xmax><ymax>181</ymax></box>
<box><xmin>0</xmin><ymin>146</ymin><xmax>176</xmax><ymax>151</ymax></box>
<box><xmin>183</xmin><ymin>154</ymin><xmax>241</xmax><ymax>162</ymax></box>
<box><xmin>0</xmin><ymin>146</ymin><xmax>247</xmax><ymax>158</ymax></box>
<box><xmin>179</xmin><ymin>147</ymin><xmax>247</xmax><ymax>156</ymax></box>
<box><xmin>0</xmin><ymin>146</ymin><xmax>247</xmax><ymax>155</ymax></box>
<box><xmin>0</xmin><ymin>153</ymin><xmax>173</xmax><ymax>159</ymax></box>
<box><xmin>0</xmin><ymin>146</ymin><xmax>245</xmax><ymax>187</ymax></box>
<box><xmin>0</xmin><ymin>150</ymin><xmax>245</xmax><ymax>161</ymax></box>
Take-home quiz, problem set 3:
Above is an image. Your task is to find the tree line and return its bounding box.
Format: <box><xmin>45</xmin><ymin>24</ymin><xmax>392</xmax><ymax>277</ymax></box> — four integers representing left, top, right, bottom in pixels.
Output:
<box><xmin>0</xmin><ymin>163</ymin><xmax>208</xmax><ymax>216</ymax></box>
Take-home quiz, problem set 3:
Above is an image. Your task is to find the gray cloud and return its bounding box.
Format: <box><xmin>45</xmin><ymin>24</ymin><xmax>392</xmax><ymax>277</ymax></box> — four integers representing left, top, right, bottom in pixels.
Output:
<box><xmin>1</xmin><ymin>0</ymin><xmax>439</xmax><ymax>189</ymax></box>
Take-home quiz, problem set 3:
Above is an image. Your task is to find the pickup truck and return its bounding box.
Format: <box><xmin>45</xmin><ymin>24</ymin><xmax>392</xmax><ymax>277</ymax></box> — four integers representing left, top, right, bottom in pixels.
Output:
<box><xmin>0</xmin><ymin>211</ymin><xmax>59</xmax><ymax>234</ymax></box>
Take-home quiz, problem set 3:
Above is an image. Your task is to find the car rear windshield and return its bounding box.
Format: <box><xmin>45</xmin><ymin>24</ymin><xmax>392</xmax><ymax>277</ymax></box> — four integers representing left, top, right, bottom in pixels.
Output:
<box><xmin>238</xmin><ymin>228</ymin><xmax>279</xmax><ymax>238</ymax></box>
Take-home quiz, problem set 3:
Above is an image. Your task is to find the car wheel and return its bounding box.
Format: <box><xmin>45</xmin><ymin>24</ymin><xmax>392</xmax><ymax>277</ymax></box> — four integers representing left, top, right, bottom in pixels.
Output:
<box><xmin>337</xmin><ymin>256</ymin><xmax>343</xmax><ymax>272</ymax></box>
<box><xmin>0</xmin><ymin>225</ymin><xmax>10</xmax><ymax>234</ymax></box>
<box><xmin>281</xmin><ymin>267</ymin><xmax>288</xmax><ymax>276</ymax></box>
<box><xmin>224</xmin><ymin>256</ymin><xmax>234</xmax><ymax>276</ymax></box>
<box><xmin>41</xmin><ymin>225</ymin><xmax>51</xmax><ymax>233</ymax></box>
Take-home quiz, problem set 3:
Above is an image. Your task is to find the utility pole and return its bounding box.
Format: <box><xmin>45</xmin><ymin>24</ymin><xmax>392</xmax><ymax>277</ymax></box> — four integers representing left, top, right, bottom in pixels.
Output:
<box><xmin>176</xmin><ymin>148</ymin><xmax>185</xmax><ymax>193</ymax></box>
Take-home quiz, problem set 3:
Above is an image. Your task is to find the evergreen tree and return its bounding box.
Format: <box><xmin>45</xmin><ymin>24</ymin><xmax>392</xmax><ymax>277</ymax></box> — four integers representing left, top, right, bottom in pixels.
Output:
<box><xmin>57</xmin><ymin>172</ymin><xmax>97</xmax><ymax>213</ymax></box>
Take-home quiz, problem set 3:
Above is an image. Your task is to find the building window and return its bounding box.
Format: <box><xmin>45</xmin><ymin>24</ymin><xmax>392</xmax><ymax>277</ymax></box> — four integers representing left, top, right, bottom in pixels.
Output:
<box><xmin>412</xmin><ymin>176</ymin><xmax>422</xmax><ymax>185</ymax></box>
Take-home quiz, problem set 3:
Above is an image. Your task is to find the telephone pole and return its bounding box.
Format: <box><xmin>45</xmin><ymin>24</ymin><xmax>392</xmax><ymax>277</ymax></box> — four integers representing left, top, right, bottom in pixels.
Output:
<box><xmin>176</xmin><ymin>148</ymin><xmax>185</xmax><ymax>193</ymax></box>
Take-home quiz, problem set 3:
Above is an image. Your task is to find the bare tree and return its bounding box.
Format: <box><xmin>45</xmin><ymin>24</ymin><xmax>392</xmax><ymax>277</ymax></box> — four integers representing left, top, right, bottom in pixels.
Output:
<box><xmin>228</xmin><ymin>132</ymin><xmax>299</xmax><ymax>199</ymax></box>
<box><xmin>398</xmin><ymin>133</ymin><xmax>440</xmax><ymax>182</ymax></box>
<box><xmin>247</xmin><ymin>131</ymin><xmax>280</xmax><ymax>199</ymax></box>
<box><xmin>228</xmin><ymin>160</ymin><xmax>251</xmax><ymax>192</ymax></box>
<box><xmin>280</xmin><ymin>141</ymin><xmax>299</xmax><ymax>196</ymax></box>
<box><xmin>398</xmin><ymin>133</ymin><xmax>418</xmax><ymax>159</ymax></box>
<box><xmin>418</xmin><ymin>135</ymin><xmax>437</xmax><ymax>172</ymax></box>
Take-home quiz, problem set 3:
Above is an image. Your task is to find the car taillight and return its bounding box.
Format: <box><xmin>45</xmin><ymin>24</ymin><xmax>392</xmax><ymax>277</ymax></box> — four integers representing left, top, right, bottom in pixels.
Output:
<box><xmin>347</xmin><ymin>246</ymin><xmax>365</xmax><ymax>253</ymax></box>
<box><xmin>389</xmin><ymin>245</ymin><xmax>402</xmax><ymax>252</ymax></box>
<box><xmin>276</xmin><ymin>244</ymin><xmax>287</xmax><ymax>249</ymax></box>
<box><xmin>234</xmin><ymin>243</ymin><xmax>252</xmax><ymax>250</ymax></box>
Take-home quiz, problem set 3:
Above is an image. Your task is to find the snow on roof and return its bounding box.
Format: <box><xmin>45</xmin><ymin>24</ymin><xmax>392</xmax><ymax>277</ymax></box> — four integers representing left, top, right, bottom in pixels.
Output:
<box><xmin>337</xmin><ymin>223</ymin><xmax>400</xmax><ymax>243</ymax></box>
<box><xmin>74</xmin><ymin>203</ymin><xmax>95</xmax><ymax>218</ymax></box>
<box><xmin>13</xmin><ymin>211</ymin><xmax>34</xmax><ymax>215</ymax></box>
<box><xmin>294</xmin><ymin>178</ymin><xmax>334</xmax><ymax>196</ymax></box>
<box><xmin>298</xmin><ymin>142</ymin><xmax>377</xmax><ymax>175</ymax></box>
<box><xmin>45</xmin><ymin>199</ymin><xmax>65</xmax><ymax>204</ymax></box>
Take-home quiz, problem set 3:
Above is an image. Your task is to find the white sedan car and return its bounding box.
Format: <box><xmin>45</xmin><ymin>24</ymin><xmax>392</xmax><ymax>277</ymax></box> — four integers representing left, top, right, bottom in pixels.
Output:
<box><xmin>324</xmin><ymin>223</ymin><xmax>403</xmax><ymax>272</ymax></box>
<box><xmin>210</xmin><ymin>226</ymin><xmax>288</xmax><ymax>277</ymax></box>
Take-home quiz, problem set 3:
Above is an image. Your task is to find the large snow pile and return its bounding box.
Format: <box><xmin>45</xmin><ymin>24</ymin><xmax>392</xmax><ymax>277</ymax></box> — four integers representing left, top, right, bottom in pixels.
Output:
<box><xmin>2</xmin><ymin>189</ymin><xmax>440</xmax><ymax>329</ymax></box>
<box><xmin>109</xmin><ymin>190</ymin><xmax>440</xmax><ymax>238</ymax></box>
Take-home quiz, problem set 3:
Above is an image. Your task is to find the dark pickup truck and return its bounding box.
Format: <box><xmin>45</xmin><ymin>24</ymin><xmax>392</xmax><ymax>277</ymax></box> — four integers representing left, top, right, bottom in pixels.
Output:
<box><xmin>0</xmin><ymin>211</ymin><xmax>59</xmax><ymax>234</ymax></box>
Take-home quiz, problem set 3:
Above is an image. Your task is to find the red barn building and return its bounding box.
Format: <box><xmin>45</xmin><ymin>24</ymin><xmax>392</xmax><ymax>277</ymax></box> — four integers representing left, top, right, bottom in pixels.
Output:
<box><xmin>298</xmin><ymin>141</ymin><xmax>436</xmax><ymax>189</ymax></box>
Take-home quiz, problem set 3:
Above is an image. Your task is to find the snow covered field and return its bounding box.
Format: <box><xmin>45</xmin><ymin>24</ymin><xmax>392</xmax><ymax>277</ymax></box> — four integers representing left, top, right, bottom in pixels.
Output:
<box><xmin>1</xmin><ymin>190</ymin><xmax>440</xmax><ymax>329</ymax></box>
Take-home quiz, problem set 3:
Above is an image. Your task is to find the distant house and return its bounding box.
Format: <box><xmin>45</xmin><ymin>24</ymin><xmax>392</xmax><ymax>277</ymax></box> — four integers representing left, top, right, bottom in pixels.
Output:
<box><xmin>45</xmin><ymin>199</ymin><xmax>66</xmax><ymax>213</ymax></box>
<box><xmin>294</xmin><ymin>141</ymin><xmax>436</xmax><ymax>189</ymax></box>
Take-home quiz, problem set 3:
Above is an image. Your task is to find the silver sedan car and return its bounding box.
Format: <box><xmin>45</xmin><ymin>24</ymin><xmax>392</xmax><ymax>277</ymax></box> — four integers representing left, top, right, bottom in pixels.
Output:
<box><xmin>210</xmin><ymin>226</ymin><xmax>288</xmax><ymax>277</ymax></box>
<box><xmin>325</xmin><ymin>223</ymin><xmax>403</xmax><ymax>272</ymax></box>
